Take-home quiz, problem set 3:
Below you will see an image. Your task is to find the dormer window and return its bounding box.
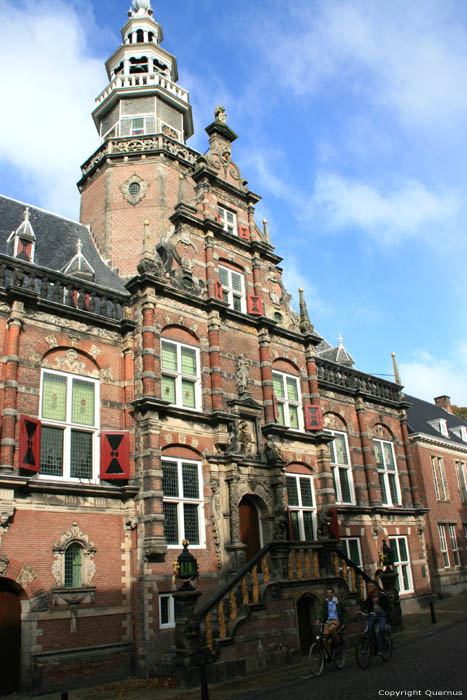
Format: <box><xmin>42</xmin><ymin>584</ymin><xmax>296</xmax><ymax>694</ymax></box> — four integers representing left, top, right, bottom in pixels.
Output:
<box><xmin>451</xmin><ymin>426</ymin><xmax>467</xmax><ymax>442</ymax></box>
<box><xmin>7</xmin><ymin>207</ymin><xmax>36</xmax><ymax>263</ymax></box>
<box><xmin>428</xmin><ymin>419</ymin><xmax>449</xmax><ymax>437</ymax></box>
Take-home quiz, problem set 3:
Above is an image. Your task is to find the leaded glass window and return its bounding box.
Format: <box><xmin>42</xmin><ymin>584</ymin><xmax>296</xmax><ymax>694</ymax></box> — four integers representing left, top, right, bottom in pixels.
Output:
<box><xmin>286</xmin><ymin>473</ymin><xmax>316</xmax><ymax>541</ymax></box>
<box><xmin>162</xmin><ymin>458</ymin><xmax>204</xmax><ymax>547</ymax></box>
<box><xmin>64</xmin><ymin>543</ymin><xmax>82</xmax><ymax>588</ymax></box>
<box><xmin>161</xmin><ymin>340</ymin><xmax>200</xmax><ymax>410</ymax></box>
<box><xmin>324</xmin><ymin>429</ymin><xmax>355</xmax><ymax>504</ymax></box>
<box><xmin>219</xmin><ymin>265</ymin><xmax>246</xmax><ymax>312</ymax></box>
<box><xmin>39</xmin><ymin>370</ymin><xmax>98</xmax><ymax>481</ymax></box>
<box><xmin>272</xmin><ymin>371</ymin><xmax>303</xmax><ymax>431</ymax></box>
<box><xmin>374</xmin><ymin>439</ymin><xmax>401</xmax><ymax>506</ymax></box>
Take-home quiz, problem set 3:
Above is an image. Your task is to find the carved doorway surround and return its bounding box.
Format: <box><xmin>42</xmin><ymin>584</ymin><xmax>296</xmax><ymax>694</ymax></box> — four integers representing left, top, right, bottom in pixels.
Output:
<box><xmin>239</xmin><ymin>495</ymin><xmax>262</xmax><ymax>562</ymax></box>
<box><xmin>0</xmin><ymin>577</ymin><xmax>21</xmax><ymax>694</ymax></box>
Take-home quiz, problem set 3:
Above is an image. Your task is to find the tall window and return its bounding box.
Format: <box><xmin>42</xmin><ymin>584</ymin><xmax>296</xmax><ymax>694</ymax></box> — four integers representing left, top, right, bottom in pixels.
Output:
<box><xmin>159</xmin><ymin>593</ymin><xmax>175</xmax><ymax>628</ymax></box>
<box><xmin>455</xmin><ymin>461</ymin><xmax>467</xmax><ymax>504</ymax></box>
<box><xmin>64</xmin><ymin>543</ymin><xmax>82</xmax><ymax>588</ymax></box>
<box><xmin>325</xmin><ymin>430</ymin><xmax>354</xmax><ymax>504</ymax></box>
<box><xmin>162</xmin><ymin>458</ymin><xmax>204</xmax><ymax>547</ymax></box>
<box><xmin>432</xmin><ymin>456</ymin><xmax>449</xmax><ymax>502</ymax></box>
<box><xmin>40</xmin><ymin>370</ymin><xmax>99</xmax><ymax>481</ymax></box>
<box><xmin>374</xmin><ymin>439</ymin><xmax>400</xmax><ymax>506</ymax></box>
<box><xmin>217</xmin><ymin>205</ymin><xmax>236</xmax><ymax>234</ymax></box>
<box><xmin>448</xmin><ymin>525</ymin><xmax>460</xmax><ymax>567</ymax></box>
<box><xmin>272</xmin><ymin>371</ymin><xmax>303</xmax><ymax>431</ymax></box>
<box><xmin>161</xmin><ymin>340</ymin><xmax>201</xmax><ymax>410</ymax></box>
<box><xmin>219</xmin><ymin>265</ymin><xmax>246</xmax><ymax>312</ymax></box>
<box><xmin>388</xmin><ymin>536</ymin><xmax>413</xmax><ymax>593</ymax></box>
<box><xmin>286</xmin><ymin>473</ymin><xmax>315</xmax><ymax>541</ymax></box>
<box><xmin>438</xmin><ymin>524</ymin><xmax>450</xmax><ymax>568</ymax></box>
<box><xmin>341</xmin><ymin>537</ymin><xmax>363</xmax><ymax>567</ymax></box>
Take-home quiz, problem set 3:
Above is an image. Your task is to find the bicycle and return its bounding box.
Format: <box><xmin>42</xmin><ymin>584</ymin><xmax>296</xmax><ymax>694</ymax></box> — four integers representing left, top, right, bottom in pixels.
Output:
<box><xmin>355</xmin><ymin>611</ymin><xmax>393</xmax><ymax>669</ymax></box>
<box><xmin>308</xmin><ymin>623</ymin><xmax>346</xmax><ymax>676</ymax></box>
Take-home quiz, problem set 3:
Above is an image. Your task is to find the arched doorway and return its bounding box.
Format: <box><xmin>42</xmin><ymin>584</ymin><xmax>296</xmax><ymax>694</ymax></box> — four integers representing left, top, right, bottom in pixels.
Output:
<box><xmin>239</xmin><ymin>495</ymin><xmax>262</xmax><ymax>562</ymax></box>
<box><xmin>297</xmin><ymin>594</ymin><xmax>318</xmax><ymax>655</ymax></box>
<box><xmin>0</xmin><ymin>578</ymin><xmax>21</xmax><ymax>694</ymax></box>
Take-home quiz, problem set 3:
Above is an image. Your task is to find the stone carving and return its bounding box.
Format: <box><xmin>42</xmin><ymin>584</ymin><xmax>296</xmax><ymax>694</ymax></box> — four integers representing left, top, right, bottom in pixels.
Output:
<box><xmin>239</xmin><ymin>421</ymin><xmax>253</xmax><ymax>456</ymax></box>
<box><xmin>88</xmin><ymin>345</ymin><xmax>101</xmax><ymax>359</ymax></box>
<box><xmin>45</xmin><ymin>334</ymin><xmax>58</xmax><ymax>348</ymax></box>
<box><xmin>236</xmin><ymin>355</ymin><xmax>249</xmax><ymax>395</ymax></box>
<box><xmin>30</xmin><ymin>593</ymin><xmax>50</xmax><ymax>612</ymax></box>
<box><xmin>52</xmin><ymin>349</ymin><xmax>87</xmax><ymax>375</ymax></box>
<box><xmin>52</xmin><ymin>522</ymin><xmax>97</xmax><ymax>588</ymax></box>
<box><xmin>17</xmin><ymin>564</ymin><xmax>37</xmax><ymax>588</ymax></box>
<box><xmin>214</xmin><ymin>105</ymin><xmax>227</xmax><ymax>123</ymax></box>
<box><xmin>265</xmin><ymin>436</ymin><xmax>285</xmax><ymax>465</ymax></box>
<box><xmin>120</xmin><ymin>173</ymin><xmax>149</xmax><ymax>206</ymax></box>
<box><xmin>0</xmin><ymin>555</ymin><xmax>8</xmax><ymax>576</ymax></box>
<box><xmin>100</xmin><ymin>367</ymin><xmax>114</xmax><ymax>382</ymax></box>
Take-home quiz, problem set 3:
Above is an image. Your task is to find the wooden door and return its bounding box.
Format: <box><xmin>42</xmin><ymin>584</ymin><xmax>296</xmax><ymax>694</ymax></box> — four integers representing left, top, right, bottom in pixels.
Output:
<box><xmin>0</xmin><ymin>581</ymin><xmax>21</xmax><ymax>694</ymax></box>
<box><xmin>297</xmin><ymin>596</ymin><xmax>317</xmax><ymax>654</ymax></box>
<box><xmin>239</xmin><ymin>497</ymin><xmax>261</xmax><ymax>562</ymax></box>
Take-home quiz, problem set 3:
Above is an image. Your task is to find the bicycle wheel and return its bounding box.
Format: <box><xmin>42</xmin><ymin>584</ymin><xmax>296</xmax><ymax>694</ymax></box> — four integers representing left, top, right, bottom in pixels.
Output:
<box><xmin>333</xmin><ymin>638</ymin><xmax>346</xmax><ymax>669</ymax></box>
<box><xmin>356</xmin><ymin>635</ymin><xmax>372</xmax><ymax>669</ymax></box>
<box><xmin>309</xmin><ymin>642</ymin><xmax>325</xmax><ymax>676</ymax></box>
<box><xmin>379</xmin><ymin>630</ymin><xmax>393</xmax><ymax>662</ymax></box>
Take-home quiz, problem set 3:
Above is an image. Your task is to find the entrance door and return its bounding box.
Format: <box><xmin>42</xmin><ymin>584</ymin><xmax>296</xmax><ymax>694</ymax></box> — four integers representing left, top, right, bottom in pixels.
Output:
<box><xmin>0</xmin><ymin>579</ymin><xmax>21</xmax><ymax>694</ymax></box>
<box><xmin>239</xmin><ymin>496</ymin><xmax>261</xmax><ymax>562</ymax></box>
<box><xmin>297</xmin><ymin>595</ymin><xmax>317</xmax><ymax>655</ymax></box>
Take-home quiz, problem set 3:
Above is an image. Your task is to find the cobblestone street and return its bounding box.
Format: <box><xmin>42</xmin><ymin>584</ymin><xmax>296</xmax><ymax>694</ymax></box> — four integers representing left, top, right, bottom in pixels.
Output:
<box><xmin>234</xmin><ymin>620</ymin><xmax>467</xmax><ymax>700</ymax></box>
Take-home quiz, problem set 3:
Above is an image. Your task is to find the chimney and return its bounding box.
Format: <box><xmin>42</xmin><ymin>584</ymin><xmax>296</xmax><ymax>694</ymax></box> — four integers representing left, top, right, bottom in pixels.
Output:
<box><xmin>434</xmin><ymin>395</ymin><xmax>453</xmax><ymax>414</ymax></box>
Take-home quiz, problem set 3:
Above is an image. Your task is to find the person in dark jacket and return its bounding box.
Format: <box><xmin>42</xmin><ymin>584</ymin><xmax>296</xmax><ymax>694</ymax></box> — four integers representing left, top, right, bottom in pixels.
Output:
<box><xmin>361</xmin><ymin>582</ymin><xmax>390</xmax><ymax>652</ymax></box>
<box><xmin>317</xmin><ymin>587</ymin><xmax>347</xmax><ymax>653</ymax></box>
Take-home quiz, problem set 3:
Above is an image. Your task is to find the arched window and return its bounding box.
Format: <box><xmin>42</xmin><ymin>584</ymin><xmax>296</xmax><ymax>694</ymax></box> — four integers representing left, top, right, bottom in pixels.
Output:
<box><xmin>136</xmin><ymin>29</ymin><xmax>144</xmax><ymax>43</ymax></box>
<box><xmin>272</xmin><ymin>361</ymin><xmax>303</xmax><ymax>431</ymax></box>
<box><xmin>64</xmin><ymin>543</ymin><xmax>82</xmax><ymax>588</ymax></box>
<box><xmin>323</xmin><ymin>414</ymin><xmax>355</xmax><ymax>504</ymax></box>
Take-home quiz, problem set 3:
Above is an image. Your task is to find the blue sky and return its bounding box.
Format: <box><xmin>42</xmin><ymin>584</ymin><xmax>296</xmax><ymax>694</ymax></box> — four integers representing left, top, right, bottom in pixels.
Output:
<box><xmin>1</xmin><ymin>0</ymin><xmax>467</xmax><ymax>404</ymax></box>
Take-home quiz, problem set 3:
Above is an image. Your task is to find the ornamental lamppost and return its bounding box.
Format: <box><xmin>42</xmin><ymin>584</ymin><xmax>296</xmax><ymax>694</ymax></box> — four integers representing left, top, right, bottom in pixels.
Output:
<box><xmin>173</xmin><ymin>539</ymin><xmax>199</xmax><ymax>590</ymax></box>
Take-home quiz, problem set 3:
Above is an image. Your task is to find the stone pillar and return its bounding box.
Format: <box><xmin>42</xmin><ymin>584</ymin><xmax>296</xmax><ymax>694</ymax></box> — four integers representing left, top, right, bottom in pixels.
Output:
<box><xmin>207</xmin><ymin>311</ymin><xmax>222</xmax><ymax>412</ymax></box>
<box><xmin>251</xmin><ymin>254</ymin><xmax>262</xmax><ymax>297</ymax></box>
<box><xmin>141</xmin><ymin>299</ymin><xmax>156</xmax><ymax>396</ymax></box>
<box><xmin>204</xmin><ymin>233</ymin><xmax>216</xmax><ymax>300</ymax></box>
<box><xmin>1</xmin><ymin>304</ymin><xmax>23</xmax><ymax>473</ymax></box>
<box><xmin>356</xmin><ymin>395</ymin><xmax>381</xmax><ymax>506</ymax></box>
<box><xmin>259</xmin><ymin>329</ymin><xmax>274</xmax><ymax>424</ymax></box>
<box><xmin>305</xmin><ymin>345</ymin><xmax>320</xmax><ymax>406</ymax></box>
<box><xmin>399</xmin><ymin>409</ymin><xmax>421</xmax><ymax>507</ymax></box>
<box><xmin>225</xmin><ymin>472</ymin><xmax>246</xmax><ymax>572</ymax></box>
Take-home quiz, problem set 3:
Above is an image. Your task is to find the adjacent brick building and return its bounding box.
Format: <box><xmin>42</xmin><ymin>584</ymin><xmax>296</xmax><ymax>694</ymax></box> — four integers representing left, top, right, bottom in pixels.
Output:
<box><xmin>0</xmin><ymin>0</ymin><xmax>460</xmax><ymax>693</ymax></box>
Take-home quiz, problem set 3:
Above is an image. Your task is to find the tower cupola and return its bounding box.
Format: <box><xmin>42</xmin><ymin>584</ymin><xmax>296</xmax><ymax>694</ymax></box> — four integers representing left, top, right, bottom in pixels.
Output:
<box><xmin>91</xmin><ymin>0</ymin><xmax>193</xmax><ymax>144</ymax></box>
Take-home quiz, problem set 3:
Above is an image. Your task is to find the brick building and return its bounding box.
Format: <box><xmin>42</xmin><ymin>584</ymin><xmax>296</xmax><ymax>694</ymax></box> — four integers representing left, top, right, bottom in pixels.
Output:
<box><xmin>0</xmin><ymin>0</ymin><xmax>441</xmax><ymax>693</ymax></box>
<box><xmin>406</xmin><ymin>394</ymin><xmax>467</xmax><ymax>597</ymax></box>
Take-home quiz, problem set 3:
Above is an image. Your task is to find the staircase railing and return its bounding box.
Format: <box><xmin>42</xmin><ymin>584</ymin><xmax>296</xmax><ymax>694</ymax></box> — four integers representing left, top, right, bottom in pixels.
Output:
<box><xmin>332</xmin><ymin>546</ymin><xmax>376</xmax><ymax>600</ymax></box>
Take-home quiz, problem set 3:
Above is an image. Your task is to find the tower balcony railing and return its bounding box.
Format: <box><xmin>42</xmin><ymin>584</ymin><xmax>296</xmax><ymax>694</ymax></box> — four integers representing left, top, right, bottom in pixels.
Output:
<box><xmin>0</xmin><ymin>255</ymin><xmax>128</xmax><ymax>323</ymax></box>
<box><xmin>315</xmin><ymin>357</ymin><xmax>402</xmax><ymax>404</ymax></box>
<box><xmin>95</xmin><ymin>71</ymin><xmax>189</xmax><ymax>106</ymax></box>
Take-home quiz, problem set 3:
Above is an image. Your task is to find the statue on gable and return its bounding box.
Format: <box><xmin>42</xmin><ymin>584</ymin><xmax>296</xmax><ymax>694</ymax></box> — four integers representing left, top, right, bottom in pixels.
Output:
<box><xmin>236</xmin><ymin>355</ymin><xmax>249</xmax><ymax>396</ymax></box>
<box><xmin>317</xmin><ymin>504</ymin><xmax>340</xmax><ymax>541</ymax></box>
<box><xmin>214</xmin><ymin>105</ymin><xmax>227</xmax><ymax>123</ymax></box>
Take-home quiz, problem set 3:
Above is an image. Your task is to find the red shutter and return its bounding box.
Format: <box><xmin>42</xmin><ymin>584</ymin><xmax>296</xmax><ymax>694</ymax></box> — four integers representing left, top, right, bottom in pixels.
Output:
<box><xmin>100</xmin><ymin>431</ymin><xmax>130</xmax><ymax>481</ymax></box>
<box><xmin>247</xmin><ymin>295</ymin><xmax>263</xmax><ymax>316</ymax></box>
<box><xmin>238</xmin><ymin>225</ymin><xmax>250</xmax><ymax>241</ymax></box>
<box><xmin>304</xmin><ymin>405</ymin><xmax>323</xmax><ymax>431</ymax></box>
<box><xmin>19</xmin><ymin>415</ymin><xmax>41</xmax><ymax>472</ymax></box>
<box><xmin>215</xmin><ymin>211</ymin><xmax>221</xmax><ymax>224</ymax></box>
<box><xmin>214</xmin><ymin>280</ymin><xmax>224</xmax><ymax>301</ymax></box>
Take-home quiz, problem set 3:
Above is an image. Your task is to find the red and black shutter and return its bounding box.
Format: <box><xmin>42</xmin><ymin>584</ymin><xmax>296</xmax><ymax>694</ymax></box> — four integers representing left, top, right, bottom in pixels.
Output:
<box><xmin>100</xmin><ymin>431</ymin><xmax>130</xmax><ymax>481</ymax></box>
<box><xmin>19</xmin><ymin>415</ymin><xmax>41</xmax><ymax>472</ymax></box>
<box><xmin>304</xmin><ymin>405</ymin><xmax>323</xmax><ymax>431</ymax></box>
<box><xmin>238</xmin><ymin>225</ymin><xmax>250</xmax><ymax>241</ymax></box>
<box><xmin>214</xmin><ymin>280</ymin><xmax>224</xmax><ymax>301</ymax></box>
<box><xmin>247</xmin><ymin>295</ymin><xmax>263</xmax><ymax>316</ymax></box>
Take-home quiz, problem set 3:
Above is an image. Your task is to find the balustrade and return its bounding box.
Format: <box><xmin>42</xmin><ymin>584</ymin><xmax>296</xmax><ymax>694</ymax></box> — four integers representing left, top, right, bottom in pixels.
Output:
<box><xmin>316</xmin><ymin>357</ymin><xmax>401</xmax><ymax>403</ymax></box>
<box><xmin>0</xmin><ymin>256</ymin><xmax>127</xmax><ymax>322</ymax></box>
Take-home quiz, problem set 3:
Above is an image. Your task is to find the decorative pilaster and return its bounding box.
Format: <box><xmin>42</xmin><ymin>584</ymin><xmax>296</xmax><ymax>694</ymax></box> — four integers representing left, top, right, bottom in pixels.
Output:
<box><xmin>207</xmin><ymin>311</ymin><xmax>222</xmax><ymax>412</ymax></box>
<box><xmin>141</xmin><ymin>299</ymin><xmax>156</xmax><ymax>396</ymax></box>
<box><xmin>1</xmin><ymin>303</ymin><xmax>24</xmax><ymax>473</ymax></box>
<box><xmin>356</xmin><ymin>395</ymin><xmax>381</xmax><ymax>506</ymax></box>
<box><xmin>400</xmin><ymin>408</ymin><xmax>421</xmax><ymax>507</ymax></box>
<box><xmin>258</xmin><ymin>329</ymin><xmax>274</xmax><ymax>424</ymax></box>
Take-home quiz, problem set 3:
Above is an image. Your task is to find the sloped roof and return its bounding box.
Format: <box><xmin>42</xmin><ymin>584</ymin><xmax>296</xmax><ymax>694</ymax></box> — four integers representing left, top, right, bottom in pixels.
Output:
<box><xmin>0</xmin><ymin>195</ymin><xmax>127</xmax><ymax>294</ymax></box>
<box><xmin>405</xmin><ymin>393</ymin><xmax>467</xmax><ymax>447</ymax></box>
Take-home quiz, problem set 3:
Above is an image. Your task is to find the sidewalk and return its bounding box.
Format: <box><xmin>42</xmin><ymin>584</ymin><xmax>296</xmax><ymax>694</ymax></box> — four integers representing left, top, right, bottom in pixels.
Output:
<box><xmin>6</xmin><ymin>591</ymin><xmax>467</xmax><ymax>700</ymax></box>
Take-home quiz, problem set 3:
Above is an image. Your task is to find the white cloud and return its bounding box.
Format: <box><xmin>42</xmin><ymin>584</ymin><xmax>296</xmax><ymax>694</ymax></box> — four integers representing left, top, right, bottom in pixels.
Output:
<box><xmin>262</xmin><ymin>1</ymin><xmax>467</xmax><ymax>128</ymax></box>
<box><xmin>401</xmin><ymin>349</ymin><xmax>467</xmax><ymax>405</ymax></box>
<box><xmin>0</xmin><ymin>0</ymin><xmax>105</xmax><ymax>218</ymax></box>
<box><xmin>308</xmin><ymin>172</ymin><xmax>459</xmax><ymax>243</ymax></box>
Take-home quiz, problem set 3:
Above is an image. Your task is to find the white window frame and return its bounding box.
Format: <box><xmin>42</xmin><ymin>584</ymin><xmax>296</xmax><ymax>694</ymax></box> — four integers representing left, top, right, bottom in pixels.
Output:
<box><xmin>285</xmin><ymin>473</ymin><xmax>316</xmax><ymax>541</ymax></box>
<box><xmin>324</xmin><ymin>429</ymin><xmax>355</xmax><ymax>504</ymax></box>
<box><xmin>341</xmin><ymin>537</ymin><xmax>363</xmax><ymax>567</ymax></box>
<box><xmin>39</xmin><ymin>369</ymin><xmax>100</xmax><ymax>483</ymax></box>
<box><xmin>119</xmin><ymin>114</ymin><xmax>153</xmax><ymax>137</ymax></box>
<box><xmin>161</xmin><ymin>339</ymin><xmax>201</xmax><ymax>411</ymax></box>
<box><xmin>451</xmin><ymin>426</ymin><xmax>467</xmax><ymax>442</ymax></box>
<box><xmin>448</xmin><ymin>524</ymin><xmax>460</xmax><ymax>567</ymax></box>
<box><xmin>455</xmin><ymin>461</ymin><xmax>467</xmax><ymax>504</ymax></box>
<box><xmin>217</xmin><ymin>205</ymin><xmax>237</xmax><ymax>235</ymax></box>
<box><xmin>438</xmin><ymin>524</ymin><xmax>450</xmax><ymax>568</ymax></box>
<box><xmin>374</xmin><ymin>439</ymin><xmax>401</xmax><ymax>506</ymax></box>
<box><xmin>272</xmin><ymin>370</ymin><xmax>303</xmax><ymax>431</ymax></box>
<box><xmin>162</xmin><ymin>457</ymin><xmax>205</xmax><ymax>549</ymax></box>
<box><xmin>432</xmin><ymin>456</ymin><xmax>449</xmax><ymax>502</ymax></box>
<box><xmin>218</xmin><ymin>265</ymin><xmax>246</xmax><ymax>313</ymax></box>
<box><xmin>159</xmin><ymin>593</ymin><xmax>175</xmax><ymax>628</ymax></box>
<box><xmin>388</xmin><ymin>535</ymin><xmax>413</xmax><ymax>593</ymax></box>
<box><xmin>428</xmin><ymin>418</ymin><xmax>449</xmax><ymax>437</ymax></box>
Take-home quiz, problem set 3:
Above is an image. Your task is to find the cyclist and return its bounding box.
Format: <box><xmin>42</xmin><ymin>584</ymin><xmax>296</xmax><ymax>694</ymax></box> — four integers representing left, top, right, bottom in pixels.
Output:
<box><xmin>361</xmin><ymin>582</ymin><xmax>390</xmax><ymax>653</ymax></box>
<box><xmin>317</xmin><ymin>587</ymin><xmax>347</xmax><ymax>654</ymax></box>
